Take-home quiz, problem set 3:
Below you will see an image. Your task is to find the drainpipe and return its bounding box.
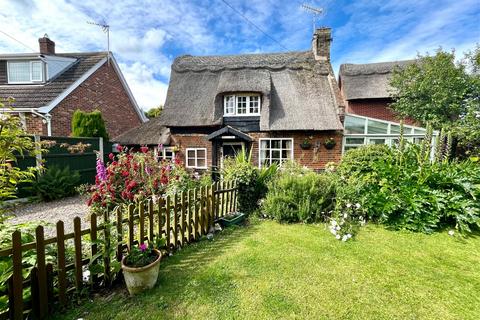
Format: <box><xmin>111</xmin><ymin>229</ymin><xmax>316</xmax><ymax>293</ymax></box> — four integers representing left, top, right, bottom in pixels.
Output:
<box><xmin>31</xmin><ymin>110</ymin><xmax>52</xmax><ymax>136</ymax></box>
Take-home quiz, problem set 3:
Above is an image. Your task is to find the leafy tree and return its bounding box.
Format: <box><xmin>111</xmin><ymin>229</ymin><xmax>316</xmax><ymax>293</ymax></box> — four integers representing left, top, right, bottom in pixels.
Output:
<box><xmin>71</xmin><ymin>109</ymin><xmax>109</xmax><ymax>140</ymax></box>
<box><xmin>0</xmin><ymin>98</ymin><xmax>38</xmax><ymax>220</ymax></box>
<box><xmin>389</xmin><ymin>47</ymin><xmax>480</xmax><ymax>156</ymax></box>
<box><xmin>144</xmin><ymin>106</ymin><xmax>163</xmax><ymax>119</ymax></box>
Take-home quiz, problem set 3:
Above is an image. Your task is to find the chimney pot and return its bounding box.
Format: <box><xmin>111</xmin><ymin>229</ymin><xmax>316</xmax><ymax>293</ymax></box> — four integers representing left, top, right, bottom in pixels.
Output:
<box><xmin>39</xmin><ymin>35</ymin><xmax>55</xmax><ymax>55</ymax></box>
<box><xmin>312</xmin><ymin>27</ymin><xmax>332</xmax><ymax>61</ymax></box>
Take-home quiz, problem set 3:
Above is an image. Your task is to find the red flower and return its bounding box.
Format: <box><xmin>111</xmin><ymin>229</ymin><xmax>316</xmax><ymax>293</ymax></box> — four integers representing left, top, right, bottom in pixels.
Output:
<box><xmin>140</xmin><ymin>146</ymin><xmax>149</xmax><ymax>153</ymax></box>
<box><xmin>109</xmin><ymin>153</ymin><xmax>115</xmax><ymax>160</ymax></box>
<box><xmin>121</xmin><ymin>170</ymin><xmax>129</xmax><ymax>177</ymax></box>
<box><xmin>116</xmin><ymin>144</ymin><xmax>123</xmax><ymax>152</ymax></box>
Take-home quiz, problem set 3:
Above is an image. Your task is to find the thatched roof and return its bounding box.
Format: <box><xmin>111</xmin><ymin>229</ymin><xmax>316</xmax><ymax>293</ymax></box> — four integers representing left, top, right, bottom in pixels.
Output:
<box><xmin>114</xmin><ymin>117</ymin><xmax>171</xmax><ymax>146</ymax></box>
<box><xmin>339</xmin><ymin>60</ymin><xmax>416</xmax><ymax>100</ymax></box>
<box><xmin>160</xmin><ymin>51</ymin><xmax>344</xmax><ymax>131</ymax></box>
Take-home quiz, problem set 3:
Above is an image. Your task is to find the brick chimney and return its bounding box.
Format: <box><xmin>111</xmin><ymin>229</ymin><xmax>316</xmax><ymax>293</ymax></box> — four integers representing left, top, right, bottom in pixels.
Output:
<box><xmin>312</xmin><ymin>27</ymin><xmax>332</xmax><ymax>61</ymax></box>
<box><xmin>39</xmin><ymin>34</ymin><xmax>55</xmax><ymax>55</ymax></box>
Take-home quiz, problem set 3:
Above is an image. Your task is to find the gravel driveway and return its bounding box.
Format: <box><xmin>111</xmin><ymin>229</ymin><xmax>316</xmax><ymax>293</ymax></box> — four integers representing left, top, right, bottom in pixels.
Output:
<box><xmin>5</xmin><ymin>196</ymin><xmax>90</xmax><ymax>237</ymax></box>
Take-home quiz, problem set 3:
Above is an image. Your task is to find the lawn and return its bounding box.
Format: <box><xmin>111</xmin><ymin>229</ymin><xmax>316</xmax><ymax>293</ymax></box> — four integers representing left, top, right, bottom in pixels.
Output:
<box><xmin>55</xmin><ymin>220</ymin><xmax>480</xmax><ymax>320</ymax></box>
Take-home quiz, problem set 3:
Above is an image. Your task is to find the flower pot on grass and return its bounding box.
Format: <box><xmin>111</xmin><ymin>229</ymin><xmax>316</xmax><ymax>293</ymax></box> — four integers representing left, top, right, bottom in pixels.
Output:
<box><xmin>122</xmin><ymin>245</ymin><xmax>162</xmax><ymax>295</ymax></box>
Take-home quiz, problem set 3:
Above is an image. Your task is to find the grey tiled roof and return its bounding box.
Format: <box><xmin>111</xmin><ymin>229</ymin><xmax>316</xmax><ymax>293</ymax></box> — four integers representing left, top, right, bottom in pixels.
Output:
<box><xmin>0</xmin><ymin>52</ymin><xmax>107</xmax><ymax>108</ymax></box>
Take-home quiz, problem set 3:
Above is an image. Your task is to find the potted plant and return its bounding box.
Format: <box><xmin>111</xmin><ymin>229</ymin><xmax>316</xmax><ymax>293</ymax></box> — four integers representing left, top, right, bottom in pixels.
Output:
<box><xmin>323</xmin><ymin>137</ymin><xmax>336</xmax><ymax>150</ymax></box>
<box><xmin>121</xmin><ymin>237</ymin><xmax>165</xmax><ymax>295</ymax></box>
<box><xmin>300</xmin><ymin>136</ymin><xmax>313</xmax><ymax>150</ymax></box>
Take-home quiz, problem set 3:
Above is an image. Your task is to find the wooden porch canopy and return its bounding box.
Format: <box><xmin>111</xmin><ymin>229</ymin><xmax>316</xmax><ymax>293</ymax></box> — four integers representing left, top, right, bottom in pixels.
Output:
<box><xmin>206</xmin><ymin>125</ymin><xmax>253</xmax><ymax>142</ymax></box>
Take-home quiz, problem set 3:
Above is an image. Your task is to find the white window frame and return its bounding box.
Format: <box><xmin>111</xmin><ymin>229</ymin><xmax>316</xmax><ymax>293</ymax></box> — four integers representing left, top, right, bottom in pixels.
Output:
<box><xmin>7</xmin><ymin>60</ymin><xmax>44</xmax><ymax>84</ymax></box>
<box><xmin>185</xmin><ymin>148</ymin><xmax>208</xmax><ymax>169</ymax></box>
<box><xmin>342</xmin><ymin>114</ymin><xmax>437</xmax><ymax>157</ymax></box>
<box><xmin>158</xmin><ymin>147</ymin><xmax>175</xmax><ymax>161</ymax></box>
<box><xmin>258</xmin><ymin>138</ymin><xmax>294</xmax><ymax>168</ymax></box>
<box><xmin>223</xmin><ymin>94</ymin><xmax>261</xmax><ymax>117</ymax></box>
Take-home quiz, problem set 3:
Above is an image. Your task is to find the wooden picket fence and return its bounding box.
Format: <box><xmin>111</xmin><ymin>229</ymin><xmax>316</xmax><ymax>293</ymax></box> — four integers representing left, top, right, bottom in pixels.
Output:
<box><xmin>0</xmin><ymin>181</ymin><xmax>238</xmax><ymax>320</ymax></box>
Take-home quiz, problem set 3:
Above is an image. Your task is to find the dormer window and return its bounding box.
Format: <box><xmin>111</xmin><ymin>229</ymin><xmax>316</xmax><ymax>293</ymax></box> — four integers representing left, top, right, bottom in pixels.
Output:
<box><xmin>7</xmin><ymin>60</ymin><xmax>44</xmax><ymax>84</ymax></box>
<box><xmin>224</xmin><ymin>94</ymin><xmax>261</xmax><ymax>116</ymax></box>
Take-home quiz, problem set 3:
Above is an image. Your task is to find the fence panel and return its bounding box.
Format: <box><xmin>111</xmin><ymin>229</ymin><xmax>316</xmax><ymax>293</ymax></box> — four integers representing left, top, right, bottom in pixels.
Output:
<box><xmin>0</xmin><ymin>183</ymin><xmax>237</xmax><ymax>319</ymax></box>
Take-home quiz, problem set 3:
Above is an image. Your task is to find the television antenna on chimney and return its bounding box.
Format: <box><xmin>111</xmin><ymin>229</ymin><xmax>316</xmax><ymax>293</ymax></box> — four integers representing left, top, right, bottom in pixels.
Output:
<box><xmin>301</xmin><ymin>3</ymin><xmax>324</xmax><ymax>33</ymax></box>
<box><xmin>87</xmin><ymin>20</ymin><xmax>110</xmax><ymax>66</ymax></box>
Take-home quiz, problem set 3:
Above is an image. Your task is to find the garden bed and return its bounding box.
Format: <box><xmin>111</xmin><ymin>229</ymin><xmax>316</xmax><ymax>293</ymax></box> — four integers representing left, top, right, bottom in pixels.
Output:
<box><xmin>53</xmin><ymin>220</ymin><xmax>480</xmax><ymax>320</ymax></box>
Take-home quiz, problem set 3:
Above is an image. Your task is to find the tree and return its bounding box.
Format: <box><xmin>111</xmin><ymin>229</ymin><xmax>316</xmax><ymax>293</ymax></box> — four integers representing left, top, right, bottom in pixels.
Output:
<box><xmin>0</xmin><ymin>98</ymin><xmax>38</xmax><ymax>220</ymax></box>
<box><xmin>144</xmin><ymin>106</ymin><xmax>163</xmax><ymax>119</ymax></box>
<box><xmin>389</xmin><ymin>47</ymin><xmax>480</xmax><ymax>157</ymax></box>
<box><xmin>71</xmin><ymin>109</ymin><xmax>109</xmax><ymax>140</ymax></box>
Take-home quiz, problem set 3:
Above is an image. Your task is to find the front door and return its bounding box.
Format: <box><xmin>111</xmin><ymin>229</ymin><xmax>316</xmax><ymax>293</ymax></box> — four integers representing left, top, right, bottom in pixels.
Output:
<box><xmin>221</xmin><ymin>143</ymin><xmax>244</xmax><ymax>168</ymax></box>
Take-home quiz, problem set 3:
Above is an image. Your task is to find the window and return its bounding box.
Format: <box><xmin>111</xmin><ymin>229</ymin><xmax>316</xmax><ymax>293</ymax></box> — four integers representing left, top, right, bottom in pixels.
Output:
<box><xmin>158</xmin><ymin>147</ymin><xmax>175</xmax><ymax>161</ymax></box>
<box><xmin>223</xmin><ymin>94</ymin><xmax>261</xmax><ymax>116</ymax></box>
<box><xmin>224</xmin><ymin>96</ymin><xmax>235</xmax><ymax>115</ymax></box>
<box><xmin>343</xmin><ymin>114</ymin><xmax>438</xmax><ymax>156</ymax></box>
<box><xmin>186</xmin><ymin>148</ymin><xmax>207</xmax><ymax>169</ymax></box>
<box><xmin>259</xmin><ymin>138</ymin><xmax>293</xmax><ymax>168</ymax></box>
<box><xmin>7</xmin><ymin>60</ymin><xmax>44</xmax><ymax>83</ymax></box>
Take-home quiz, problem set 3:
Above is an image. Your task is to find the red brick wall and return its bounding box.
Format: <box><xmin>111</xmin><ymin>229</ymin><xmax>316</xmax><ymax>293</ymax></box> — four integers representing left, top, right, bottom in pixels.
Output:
<box><xmin>170</xmin><ymin>131</ymin><xmax>343</xmax><ymax>171</ymax></box>
<box><xmin>25</xmin><ymin>114</ymin><xmax>46</xmax><ymax>134</ymax></box>
<box><xmin>346</xmin><ymin>99</ymin><xmax>416</xmax><ymax>125</ymax></box>
<box><xmin>170</xmin><ymin>134</ymin><xmax>212</xmax><ymax>169</ymax></box>
<box><xmin>249</xmin><ymin>131</ymin><xmax>342</xmax><ymax>170</ymax></box>
<box><xmin>50</xmin><ymin>62</ymin><xmax>143</xmax><ymax>138</ymax></box>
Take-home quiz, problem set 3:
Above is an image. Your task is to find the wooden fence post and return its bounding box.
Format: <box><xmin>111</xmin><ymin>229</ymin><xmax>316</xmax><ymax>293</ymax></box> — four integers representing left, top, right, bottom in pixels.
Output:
<box><xmin>35</xmin><ymin>225</ymin><xmax>48</xmax><ymax>318</ymax></box>
<box><xmin>148</xmin><ymin>199</ymin><xmax>154</xmax><ymax>243</ymax></box>
<box><xmin>90</xmin><ymin>213</ymin><xmax>98</xmax><ymax>286</ymax></box>
<box><xmin>180</xmin><ymin>191</ymin><xmax>186</xmax><ymax>246</ymax></box>
<box><xmin>116</xmin><ymin>207</ymin><xmax>123</xmax><ymax>262</ymax></box>
<box><xmin>10</xmin><ymin>231</ymin><xmax>23</xmax><ymax>320</ymax></box>
<box><xmin>103</xmin><ymin>210</ymin><xmax>111</xmax><ymax>286</ymax></box>
<box><xmin>187</xmin><ymin>190</ymin><xmax>192</xmax><ymax>242</ymax></box>
<box><xmin>173</xmin><ymin>194</ymin><xmax>179</xmax><ymax>248</ymax></box>
<box><xmin>193</xmin><ymin>188</ymin><xmax>198</xmax><ymax>240</ymax></box>
<box><xmin>165</xmin><ymin>195</ymin><xmax>171</xmax><ymax>251</ymax></box>
<box><xmin>127</xmin><ymin>204</ymin><xmax>134</xmax><ymax>251</ymax></box>
<box><xmin>139</xmin><ymin>202</ymin><xmax>145</xmax><ymax>244</ymax></box>
<box><xmin>56</xmin><ymin>221</ymin><xmax>67</xmax><ymax>308</ymax></box>
<box><xmin>158</xmin><ymin>197</ymin><xmax>165</xmax><ymax>243</ymax></box>
<box><xmin>73</xmin><ymin>217</ymin><xmax>83</xmax><ymax>291</ymax></box>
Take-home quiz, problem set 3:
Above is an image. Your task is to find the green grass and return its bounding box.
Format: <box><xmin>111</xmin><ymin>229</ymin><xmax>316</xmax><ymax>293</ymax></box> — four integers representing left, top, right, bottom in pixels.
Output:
<box><xmin>53</xmin><ymin>220</ymin><xmax>480</xmax><ymax>320</ymax></box>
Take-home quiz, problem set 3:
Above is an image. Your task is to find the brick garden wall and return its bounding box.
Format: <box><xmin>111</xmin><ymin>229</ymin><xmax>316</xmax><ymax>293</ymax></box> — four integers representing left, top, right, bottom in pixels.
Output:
<box><xmin>50</xmin><ymin>62</ymin><xmax>143</xmax><ymax>138</ymax></box>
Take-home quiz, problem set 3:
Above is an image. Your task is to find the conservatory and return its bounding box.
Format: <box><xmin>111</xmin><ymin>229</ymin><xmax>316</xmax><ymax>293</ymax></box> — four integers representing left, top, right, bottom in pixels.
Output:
<box><xmin>343</xmin><ymin>114</ymin><xmax>437</xmax><ymax>154</ymax></box>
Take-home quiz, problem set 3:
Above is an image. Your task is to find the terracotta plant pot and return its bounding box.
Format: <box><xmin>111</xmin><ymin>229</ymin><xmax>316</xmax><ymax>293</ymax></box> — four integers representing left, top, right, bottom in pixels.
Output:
<box><xmin>122</xmin><ymin>249</ymin><xmax>162</xmax><ymax>295</ymax></box>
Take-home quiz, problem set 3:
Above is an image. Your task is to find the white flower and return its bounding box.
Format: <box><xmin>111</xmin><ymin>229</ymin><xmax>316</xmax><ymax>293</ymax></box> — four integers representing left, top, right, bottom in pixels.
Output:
<box><xmin>330</xmin><ymin>228</ymin><xmax>337</xmax><ymax>235</ymax></box>
<box><xmin>448</xmin><ymin>230</ymin><xmax>455</xmax><ymax>236</ymax></box>
<box><xmin>343</xmin><ymin>213</ymin><xmax>348</xmax><ymax>218</ymax></box>
<box><xmin>355</xmin><ymin>203</ymin><xmax>361</xmax><ymax>209</ymax></box>
<box><xmin>342</xmin><ymin>235</ymin><xmax>348</xmax><ymax>241</ymax></box>
<box><xmin>359</xmin><ymin>216</ymin><xmax>363</xmax><ymax>220</ymax></box>
<box><xmin>335</xmin><ymin>234</ymin><xmax>341</xmax><ymax>240</ymax></box>
<box><xmin>336</xmin><ymin>226</ymin><xmax>341</xmax><ymax>231</ymax></box>
<box><xmin>346</xmin><ymin>203</ymin><xmax>352</xmax><ymax>208</ymax></box>
<box><xmin>347</xmin><ymin>234</ymin><xmax>352</xmax><ymax>239</ymax></box>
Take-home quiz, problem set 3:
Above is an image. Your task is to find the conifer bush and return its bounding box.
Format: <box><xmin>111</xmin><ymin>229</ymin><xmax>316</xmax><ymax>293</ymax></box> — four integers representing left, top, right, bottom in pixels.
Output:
<box><xmin>71</xmin><ymin>109</ymin><xmax>109</xmax><ymax>139</ymax></box>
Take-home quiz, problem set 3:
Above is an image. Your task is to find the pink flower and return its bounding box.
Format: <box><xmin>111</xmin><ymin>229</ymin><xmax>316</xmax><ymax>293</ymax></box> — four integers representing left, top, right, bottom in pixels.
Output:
<box><xmin>139</xmin><ymin>243</ymin><xmax>147</xmax><ymax>252</ymax></box>
<box><xmin>116</xmin><ymin>144</ymin><xmax>123</xmax><ymax>152</ymax></box>
<box><xmin>140</xmin><ymin>146</ymin><xmax>149</xmax><ymax>153</ymax></box>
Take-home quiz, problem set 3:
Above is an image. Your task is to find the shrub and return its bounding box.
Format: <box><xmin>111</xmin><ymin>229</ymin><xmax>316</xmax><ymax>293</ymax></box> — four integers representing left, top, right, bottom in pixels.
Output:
<box><xmin>71</xmin><ymin>109</ymin><xmax>109</xmax><ymax>140</ymax></box>
<box><xmin>337</xmin><ymin>144</ymin><xmax>394</xmax><ymax>177</ymax></box>
<box><xmin>222</xmin><ymin>147</ymin><xmax>277</xmax><ymax>215</ymax></box>
<box><xmin>262</xmin><ymin>163</ymin><xmax>336</xmax><ymax>223</ymax></box>
<box><xmin>30</xmin><ymin>166</ymin><xmax>81</xmax><ymax>201</ymax></box>
<box><xmin>337</xmin><ymin>142</ymin><xmax>480</xmax><ymax>234</ymax></box>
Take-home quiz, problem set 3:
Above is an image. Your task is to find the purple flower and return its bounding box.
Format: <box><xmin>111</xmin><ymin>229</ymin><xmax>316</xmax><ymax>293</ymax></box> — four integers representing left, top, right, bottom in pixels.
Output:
<box><xmin>145</xmin><ymin>166</ymin><xmax>152</xmax><ymax>176</ymax></box>
<box><xmin>158</xmin><ymin>143</ymin><xmax>164</xmax><ymax>151</ymax></box>
<box><xmin>139</xmin><ymin>243</ymin><xmax>147</xmax><ymax>252</ymax></box>
<box><xmin>96</xmin><ymin>158</ymin><xmax>107</xmax><ymax>182</ymax></box>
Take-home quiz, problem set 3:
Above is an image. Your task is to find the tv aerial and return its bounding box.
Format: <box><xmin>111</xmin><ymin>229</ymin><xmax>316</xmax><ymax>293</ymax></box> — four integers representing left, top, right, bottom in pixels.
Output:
<box><xmin>301</xmin><ymin>3</ymin><xmax>324</xmax><ymax>33</ymax></box>
<box><xmin>87</xmin><ymin>20</ymin><xmax>110</xmax><ymax>66</ymax></box>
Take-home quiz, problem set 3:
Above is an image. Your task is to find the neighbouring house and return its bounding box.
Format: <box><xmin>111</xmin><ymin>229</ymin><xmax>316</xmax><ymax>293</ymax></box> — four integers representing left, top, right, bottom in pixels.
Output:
<box><xmin>116</xmin><ymin>28</ymin><xmax>432</xmax><ymax>170</ymax></box>
<box><xmin>0</xmin><ymin>34</ymin><xmax>147</xmax><ymax>138</ymax></box>
<box><xmin>338</xmin><ymin>60</ymin><xmax>428</xmax><ymax>153</ymax></box>
<box><xmin>117</xmin><ymin>28</ymin><xmax>345</xmax><ymax>171</ymax></box>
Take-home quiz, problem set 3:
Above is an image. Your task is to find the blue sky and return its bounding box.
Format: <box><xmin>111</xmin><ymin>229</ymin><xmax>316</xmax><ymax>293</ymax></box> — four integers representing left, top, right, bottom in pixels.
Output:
<box><xmin>1</xmin><ymin>0</ymin><xmax>479</xmax><ymax>110</ymax></box>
